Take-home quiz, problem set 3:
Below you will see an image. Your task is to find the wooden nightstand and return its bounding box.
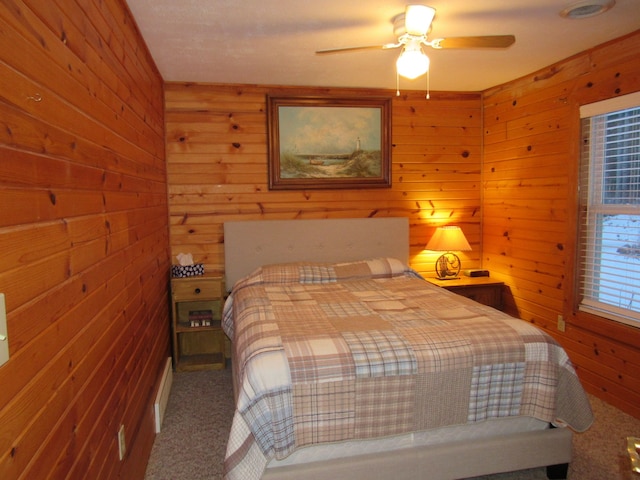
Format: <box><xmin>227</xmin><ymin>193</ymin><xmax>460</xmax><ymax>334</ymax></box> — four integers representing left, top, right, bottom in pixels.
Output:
<box><xmin>423</xmin><ymin>276</ymin><xmax>504</xmax><ymax>310</ymax></box>
<box><xmin>170</xmin><ymin>274</ymin><xmax>226</xmax><ymax>371</ymax></box>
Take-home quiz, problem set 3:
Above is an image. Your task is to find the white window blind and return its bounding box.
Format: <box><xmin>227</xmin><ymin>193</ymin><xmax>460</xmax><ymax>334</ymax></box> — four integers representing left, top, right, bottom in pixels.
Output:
<box><xmin>578</xmin><ymin>93</ymin><xmax>640</xmax><ymax>327</ymax></box>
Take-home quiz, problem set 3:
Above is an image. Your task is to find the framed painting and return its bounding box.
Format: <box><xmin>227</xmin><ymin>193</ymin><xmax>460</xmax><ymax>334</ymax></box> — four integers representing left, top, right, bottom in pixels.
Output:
<box><xmin>267</xmin><ymin>95</ymin><xmax>392</xmax><ymax>190</ymax></box>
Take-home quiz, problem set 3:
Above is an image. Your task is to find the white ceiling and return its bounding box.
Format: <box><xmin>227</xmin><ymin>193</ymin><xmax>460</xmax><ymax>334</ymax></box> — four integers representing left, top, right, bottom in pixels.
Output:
<box><xmin>125</xmin><ymin>0</ymin><xmax>640</xmax><ymax>92</ymax></box>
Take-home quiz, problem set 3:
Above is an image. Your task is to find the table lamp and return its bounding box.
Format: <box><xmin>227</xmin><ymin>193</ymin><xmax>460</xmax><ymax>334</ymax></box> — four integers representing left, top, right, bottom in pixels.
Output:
<box><xmin>426</xmin><ymin>226</ymin><xmax>471</xmax><ymax>279</ymax></box>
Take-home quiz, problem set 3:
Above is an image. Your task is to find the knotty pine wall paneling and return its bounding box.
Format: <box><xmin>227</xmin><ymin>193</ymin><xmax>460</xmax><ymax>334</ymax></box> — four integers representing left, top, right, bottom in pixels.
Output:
<box><xmin>482</xmin><ymin>30</ymin><xmax>640</xmax><ymax>418</ymax></box>
<box><xmin>165</xmin><ymin>84</ymin><xmax>483</xmax><ymax>277</ymax></box>
<box><xmin>0</xmin><ymin>1</ymin><xmax>170</xmax><ymax>479</ymax></box>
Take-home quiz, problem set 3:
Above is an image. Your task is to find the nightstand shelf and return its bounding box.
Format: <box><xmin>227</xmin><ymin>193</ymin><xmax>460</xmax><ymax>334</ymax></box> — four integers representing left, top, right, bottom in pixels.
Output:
<box><xmin>423</xmin><ymin>276</ymin><xmax>504</xmax><ymax>310</ymax></box>
<box><xmin>170</xmin><ymin>274</ymin><xmax>226</xmax><ymax>371</ymax></box>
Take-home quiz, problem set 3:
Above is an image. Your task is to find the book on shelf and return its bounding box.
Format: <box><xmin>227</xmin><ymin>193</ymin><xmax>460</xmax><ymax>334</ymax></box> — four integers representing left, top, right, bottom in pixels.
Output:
<box><xmin>187</xmin><ymin>309</ymin><xmax>213</xmax><ymax>327</ymax></box>
<box><xmin>188</xmin><ymin>309</ymin><xmax>213</xmax><ymax>319</ymax></box>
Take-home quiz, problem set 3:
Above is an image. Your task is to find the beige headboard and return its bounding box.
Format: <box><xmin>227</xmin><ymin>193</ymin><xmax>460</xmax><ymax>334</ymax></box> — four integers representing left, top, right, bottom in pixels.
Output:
<box><xmin>223</xmin><ymin>217</ymin><xmax>409</xmax><ymax>291</ymax></box>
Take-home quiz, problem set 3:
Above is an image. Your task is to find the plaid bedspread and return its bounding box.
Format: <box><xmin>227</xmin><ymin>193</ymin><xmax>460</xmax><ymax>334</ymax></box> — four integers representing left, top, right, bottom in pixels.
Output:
<box><xmin>222</xmin><ymin>258</ymin><xmax>593</xmax><ymax>480</ymax></box>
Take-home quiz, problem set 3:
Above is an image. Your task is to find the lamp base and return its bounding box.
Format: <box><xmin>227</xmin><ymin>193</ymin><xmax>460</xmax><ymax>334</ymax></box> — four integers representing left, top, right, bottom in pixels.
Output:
<box><xmin>435</xmin><ymin>252</ymin><xmax>462</xmax><ymax>279</ymax></box>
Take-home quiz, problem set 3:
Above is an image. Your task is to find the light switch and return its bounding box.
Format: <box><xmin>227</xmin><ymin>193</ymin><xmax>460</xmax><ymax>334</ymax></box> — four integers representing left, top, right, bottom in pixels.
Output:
<box><xmin>0</xmin><ymin>294</ymin><xmax>8</xmax><ymax>366</ymax></box>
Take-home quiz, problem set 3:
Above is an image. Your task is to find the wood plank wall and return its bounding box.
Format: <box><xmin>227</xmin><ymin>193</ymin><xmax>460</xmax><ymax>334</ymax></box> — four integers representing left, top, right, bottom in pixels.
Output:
<box><xmin>0</xmin><ymin>1</ymin><xmax>169</xmax><ymax>479</ymax></box>
<box><xmin>482</xmin><ymin>30</ymin><xmax>640</xmax><ymax>418</ymax></box>
<box><xmin>165</xmin><ymin>84</ymin><xmax>484</xmax><ymax>276</ymax></box>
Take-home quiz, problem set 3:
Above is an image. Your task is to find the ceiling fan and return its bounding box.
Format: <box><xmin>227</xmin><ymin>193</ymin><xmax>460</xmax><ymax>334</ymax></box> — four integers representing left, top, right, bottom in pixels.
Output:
<box><xmin>316</xmin><ymin>5</ymin><xmax>515</xmax><ymax>90</ymax></box>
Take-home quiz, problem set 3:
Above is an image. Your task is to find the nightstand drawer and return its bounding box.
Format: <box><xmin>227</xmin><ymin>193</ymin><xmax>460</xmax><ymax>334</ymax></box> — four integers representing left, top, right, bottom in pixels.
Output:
<box><xmin>423</xmin><ymin>276</ymin><xmax>504</xmax><ymax>310</ymax></box>
<box><xmin>171</xmin><ymin>277</ymin><xmax>224</xmax><ymax>301</ymax></box>
<box><xmin>449</xmin><ymin>285</ymin><xmax>502</xmax><ymax>309</ymax></box>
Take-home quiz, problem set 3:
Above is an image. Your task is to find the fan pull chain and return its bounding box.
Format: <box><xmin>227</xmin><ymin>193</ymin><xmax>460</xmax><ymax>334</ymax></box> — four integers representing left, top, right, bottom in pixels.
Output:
<box><xmin>395</xmin><ymin>72</ymin><xmax>431</xmax><ymax>99</ymax></box>
<box><xmin>426</xmin><ymin>71</ymin><xmax>430</xmax><ymax>99</ymax></box>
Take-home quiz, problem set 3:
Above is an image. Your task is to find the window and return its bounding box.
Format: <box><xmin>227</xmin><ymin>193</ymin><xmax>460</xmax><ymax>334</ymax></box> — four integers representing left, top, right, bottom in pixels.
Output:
<box><xmin>578</xmin><ymin>92</ymin><xmax>640</xmax><ymax>327</ymax></box>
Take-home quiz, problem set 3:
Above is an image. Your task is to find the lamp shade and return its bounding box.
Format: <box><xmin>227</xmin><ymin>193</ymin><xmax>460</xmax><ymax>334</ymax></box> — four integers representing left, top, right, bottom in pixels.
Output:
<box><xmin>404</xmin><ymin>5</ymin><xmax>436</xmax><ymax>36</ymax></box>
<box><xmin>426</xmin><ymin>226</ymin><xmax>471</xmax><ymax>252</ymax></box>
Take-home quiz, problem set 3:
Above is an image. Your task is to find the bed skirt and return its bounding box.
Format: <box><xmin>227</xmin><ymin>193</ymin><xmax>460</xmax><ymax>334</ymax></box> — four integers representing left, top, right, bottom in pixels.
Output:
<box><xmin>263</xmin><ymin>426</ymin><xmax>572</xmax><ymax>480</ymax></box>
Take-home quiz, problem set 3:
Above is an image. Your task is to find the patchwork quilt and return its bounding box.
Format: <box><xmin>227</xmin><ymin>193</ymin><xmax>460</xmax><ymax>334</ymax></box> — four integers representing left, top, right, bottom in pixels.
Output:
<box><xmin>222</xmin><ymin>258</ymin><xmax>593</xmax><ymax>480</ymax></box>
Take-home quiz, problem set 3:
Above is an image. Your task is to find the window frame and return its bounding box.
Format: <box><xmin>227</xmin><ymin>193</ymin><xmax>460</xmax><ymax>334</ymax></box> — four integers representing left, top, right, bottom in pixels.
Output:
<box><xmin>576</xmin><ymin>91</ymin><xmax>640</xmax><ymax>328</ymax></box>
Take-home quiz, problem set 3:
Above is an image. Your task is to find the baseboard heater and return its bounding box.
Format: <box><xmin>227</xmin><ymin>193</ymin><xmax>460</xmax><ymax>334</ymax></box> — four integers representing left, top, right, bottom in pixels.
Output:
<box><xmin>154</xmin><ymin>357</ymin><xmax>173</xmax><ymax>433</ymax></box>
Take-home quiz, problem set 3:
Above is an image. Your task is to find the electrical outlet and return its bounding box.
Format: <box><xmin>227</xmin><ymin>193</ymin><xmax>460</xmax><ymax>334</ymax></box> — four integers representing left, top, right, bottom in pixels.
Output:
<box><xmin>557</xmin><ymin>315</ymin><xmax>566</xmax><ymax>332</ymax></box>
<box><xmin>118</xmin><ymin>424</ymin><xmax>126</xmax><ymax>461</ymax></box>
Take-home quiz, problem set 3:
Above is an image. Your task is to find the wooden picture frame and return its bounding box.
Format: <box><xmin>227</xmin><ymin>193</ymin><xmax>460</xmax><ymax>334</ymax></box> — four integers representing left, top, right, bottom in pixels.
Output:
<box><xmin>267</xmin><ymin>95</ymin><xmax>392</xmax><ymax>190</ymax></box>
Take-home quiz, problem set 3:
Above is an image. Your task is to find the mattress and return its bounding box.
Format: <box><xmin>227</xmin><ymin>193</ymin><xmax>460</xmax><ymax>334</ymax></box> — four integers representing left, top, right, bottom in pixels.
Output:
<box><xmin>222</xmin><ymin>258</ymin><xmax>594</xmax><ymax>480</ymax></box>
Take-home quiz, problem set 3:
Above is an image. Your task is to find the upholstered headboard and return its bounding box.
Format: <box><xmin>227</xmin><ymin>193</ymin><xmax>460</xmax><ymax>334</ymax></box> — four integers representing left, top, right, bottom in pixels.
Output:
<box><xmin>223</xmin><ymin>217</ymin><xmax>409</xmax><ymax>291</ymax></box>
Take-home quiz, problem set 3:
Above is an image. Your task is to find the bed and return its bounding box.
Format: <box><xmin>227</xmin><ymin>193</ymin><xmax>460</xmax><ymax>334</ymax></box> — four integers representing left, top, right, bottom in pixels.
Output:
<box><xmin>222</xmin><ymin>218</ymin><xmax>593</xmax><ymax>480</ymax></box>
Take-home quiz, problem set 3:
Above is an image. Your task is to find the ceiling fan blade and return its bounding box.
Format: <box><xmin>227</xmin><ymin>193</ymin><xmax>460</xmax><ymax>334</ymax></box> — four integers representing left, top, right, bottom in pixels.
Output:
<box><xmin>433</xmin><ymin>35</ymin><xmax>515</xmax><ymax>49</ymax></box>
<box><xmin>316</xmin><ymin>43</ymin><xmax>400</xmax><ymax>55</ymax></box>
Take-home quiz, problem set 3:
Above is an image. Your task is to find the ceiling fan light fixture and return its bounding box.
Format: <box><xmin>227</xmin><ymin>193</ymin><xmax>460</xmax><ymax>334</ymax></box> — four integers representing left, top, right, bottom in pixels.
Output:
<box><xmin>396</xmin><ymin>46</ymin><xmax>430</xmax><ymax>79</ymax></box>
<box><xmin>559</xmin><ymin>0</ymin><xmax>615</xmax><ymax>19</ymax></box>
<box><xmin>404</xmin><ymin>5</ymin><xmax>436</xmax><ymax>36</ymax></box>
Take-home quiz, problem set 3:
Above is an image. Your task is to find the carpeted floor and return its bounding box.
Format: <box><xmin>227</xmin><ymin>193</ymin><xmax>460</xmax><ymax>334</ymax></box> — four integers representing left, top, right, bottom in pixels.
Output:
<box><xmin>144</xmin><ymin>369</ymin><xmax>640</xmax><ymax>480</ymax></box>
